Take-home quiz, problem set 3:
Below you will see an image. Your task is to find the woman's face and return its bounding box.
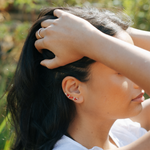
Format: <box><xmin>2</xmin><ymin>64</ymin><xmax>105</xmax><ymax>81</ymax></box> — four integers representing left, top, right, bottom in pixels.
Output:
<box><xmin>81</xmin><ymin>30</ymin><xmax>144</xmax><ymax>120</ymax></box>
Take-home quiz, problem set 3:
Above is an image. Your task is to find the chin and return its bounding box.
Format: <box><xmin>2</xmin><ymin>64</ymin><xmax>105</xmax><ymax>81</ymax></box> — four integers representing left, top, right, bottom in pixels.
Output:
<box><xmin>129</xmin><ymin>104</ymin><xmax>143</xmax><ymax>118</ymax></box>
<box><xmin>119</xmin><ymin>104</ymin><xmax>143</xmax><ymax>119</ymax></box>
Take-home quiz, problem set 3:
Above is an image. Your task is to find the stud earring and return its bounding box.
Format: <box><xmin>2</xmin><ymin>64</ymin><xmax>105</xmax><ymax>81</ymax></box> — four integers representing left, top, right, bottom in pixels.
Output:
<box><xmin>73</xmin><ymin>97</ymin><xmax>78</xmax><ymax>100</ymax></box>
<box><xmin>65</xmin><ymin>93</ymin><xmax>78</xmax><ymax>100</ymax></box>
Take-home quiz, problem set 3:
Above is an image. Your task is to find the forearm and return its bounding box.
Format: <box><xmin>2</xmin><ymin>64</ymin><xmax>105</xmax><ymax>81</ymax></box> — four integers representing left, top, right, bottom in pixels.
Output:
<box><xmin>111</xmin><ymin>131</ymin><xmax>150</xmax><ymax>150</ymax></box>
<box><xmin>130</xmin><ymin>99</ymin><xmax>150</xmax><ymax>131</ymax></box>
<box><xmin>87</xmin><ymin>30</ymin><xmax>150</xmax><ymax>95</ymax></box>
<box><xmin>127</xmin><ymin>27</ymin><xmax>150</xmax><ymax>51</ymax></box>
<box><xmin>35</xmin><ymin>10</ymin><xmax>150</xmax><ymax>95</ymax></box>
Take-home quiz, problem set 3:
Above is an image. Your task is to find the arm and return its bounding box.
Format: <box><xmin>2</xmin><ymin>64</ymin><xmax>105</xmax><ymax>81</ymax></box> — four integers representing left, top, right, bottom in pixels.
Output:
<box><xmin>35</xmin><ymin>10</ymin><xmax>150</xmax><ymax>150</ymax></box>
<box><xmin>84</xmin><ymin>29</ymin><xmax>150</xmax><ymax>96</ymax></box>
<box><xmin>110</xmin><ymin>131</ymin><xmax>150</xmax><ymax>150</ymax></box>
<box><xmin>35</xmin><ymin>9</ymin><xmax>150</xmax><ymax>96</ymax></box>
<box><xmin>127</xmin><ymin>27</ymin><xmax>150</xmax><ymax>51</ymax></box>
<box><xmin>130</xmin><ymin>98</ymin><xmax>150</xmax><ymax>131</ymax></box>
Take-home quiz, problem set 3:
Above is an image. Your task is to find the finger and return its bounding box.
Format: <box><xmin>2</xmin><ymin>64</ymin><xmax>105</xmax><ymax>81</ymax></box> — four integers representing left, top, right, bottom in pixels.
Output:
<box><xmin>35</xmin><ymin>28</ymin><xmax>45</xmax><ymax>39</ymax></box>
<box><xmin>53</xmin><ymin>9</ymin><xmax>65</xmax><ymax>18</ymax></box>
<box><xmin>34</xmin><ymin>38</ymin><xmax>46</xmax><ymax>53</ymax></box>
<box><xmin>41</xmin><ymin>19</ymin><xmax>56</xmax><ymax>28</ymax></box>
<box><xmin>40</xmin><ymin>58</ymin><xmax>60</xmax><ymax>69</ymax></box>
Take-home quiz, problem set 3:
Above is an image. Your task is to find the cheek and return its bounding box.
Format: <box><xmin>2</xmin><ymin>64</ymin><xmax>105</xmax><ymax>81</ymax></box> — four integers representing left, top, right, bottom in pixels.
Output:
<box><xmin>87</xmin><ymin>76</ymin><xmax>109</xmax><ymax>99</ymax></box>
<box><xmin>83</xmin><ymin>72</ymin><xmax>141</xmax><ymax>119</ymax></box>
<box><xmin>103</xmin><ymin>77</ymin><xmax>131</xmax><ymax>101</ymax></box>
<box><xmin>86</xmin><ymin>75</ymin><xmax>130</xmax><ymax>101</ymax></box>
<box><xmin>115</xmin><ymin>81</ymin><xmax>128</xmax><ymax>95</ymax></box>
<box><xmin>105</xmin><ymin>78</ymin><xmax>133</xmax><ymax>111</ymax></box>
<box><xmin>122</xmin><ymin>81</ymin><xmax>128</xmax><ymax>89</ymax></box>
<box><xmin>109</xmin><ymin>76</ymin><xmax>131</xmax><ymax>97</ymax></box>
<box><xmin>98</xmin><ymin>77</ymin><xmax>132</xmax><ymax>111</ymax></box>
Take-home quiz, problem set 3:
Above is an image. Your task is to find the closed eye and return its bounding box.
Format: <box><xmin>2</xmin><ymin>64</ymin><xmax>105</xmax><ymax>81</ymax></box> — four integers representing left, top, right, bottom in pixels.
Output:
<box><xmin>117</xmin><ymin>73</ymin><xmax>122</xmax><ymax>75</ymax></box>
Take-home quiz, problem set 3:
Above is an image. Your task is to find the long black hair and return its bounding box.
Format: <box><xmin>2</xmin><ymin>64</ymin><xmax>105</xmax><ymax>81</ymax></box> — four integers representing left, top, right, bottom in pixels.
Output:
<box><xmin>7</xmin><ymin>7</ymin><xmax>131</xmax><ymax>150</ymax></box>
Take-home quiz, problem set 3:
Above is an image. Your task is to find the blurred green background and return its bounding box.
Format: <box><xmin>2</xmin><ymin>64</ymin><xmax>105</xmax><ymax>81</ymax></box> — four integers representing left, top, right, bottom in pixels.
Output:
<box><xmin>0</xmin><ymin>0</ymin><xmax>150</xmax><ymax>149</ymax></box>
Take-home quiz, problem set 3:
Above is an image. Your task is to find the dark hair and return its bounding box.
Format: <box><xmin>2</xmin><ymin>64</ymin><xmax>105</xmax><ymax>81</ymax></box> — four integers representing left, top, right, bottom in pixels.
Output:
<box><xmin>7</xmin><ymin>7</ymin><xmax>131</xmax><ymax>150</ymax></box>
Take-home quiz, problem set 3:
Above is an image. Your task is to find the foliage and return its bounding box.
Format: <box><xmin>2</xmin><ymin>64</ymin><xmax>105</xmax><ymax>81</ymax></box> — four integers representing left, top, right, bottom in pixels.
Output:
<box><xmin>122</xmin><ymin>0</ymin><xmax>150</xmax><ymax>30</ymax></box>
<box><xmin>0</xmin><ymin>0</ymin><xmax>150</xmax><ymax>149</ymax></box>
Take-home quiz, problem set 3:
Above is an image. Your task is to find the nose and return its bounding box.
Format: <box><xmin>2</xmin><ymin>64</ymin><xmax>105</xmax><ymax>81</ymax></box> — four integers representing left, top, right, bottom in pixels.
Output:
<box><xmin>132</xmin><ymin>81</ymin><xmax>144</xmax><ymax>93</ymax></box>
<box><xmin>133</xmin><ymin>81</ymin><xmax>141</xmax><ymax>89</ymax></box>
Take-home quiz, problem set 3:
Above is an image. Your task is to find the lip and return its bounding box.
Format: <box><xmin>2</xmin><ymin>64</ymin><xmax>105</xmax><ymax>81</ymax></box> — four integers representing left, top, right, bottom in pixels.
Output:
<box><xmin>132</xmin><ymin>93</ymin><xmax>145</xmax><ymax>102</ymax></box>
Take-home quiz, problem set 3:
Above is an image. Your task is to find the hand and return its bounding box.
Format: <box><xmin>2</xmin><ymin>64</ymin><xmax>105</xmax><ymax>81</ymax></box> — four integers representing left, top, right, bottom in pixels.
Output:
<box><xmin>35</xmin><ymin>9</ymin><xmax>97</xmax><ymax>69</ymax></box>
<box><xmin>126</xmin><ymin>27</ymin><xmax>150</xmax><ymax>51</ymax></box>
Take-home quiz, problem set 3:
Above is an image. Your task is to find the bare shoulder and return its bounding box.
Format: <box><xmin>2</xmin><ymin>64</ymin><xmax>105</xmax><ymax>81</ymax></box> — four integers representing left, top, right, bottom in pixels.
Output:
<box><xmin>130</xmin><ymin>98</ymin><xmax>150</xmax><ymax>131</ymax></box>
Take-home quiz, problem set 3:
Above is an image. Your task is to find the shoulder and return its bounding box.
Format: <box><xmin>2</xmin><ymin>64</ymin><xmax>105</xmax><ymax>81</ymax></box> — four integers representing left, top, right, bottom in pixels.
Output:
<box><xmin>130</xmin><ymin>98</ymin><xmax>150</xmax><ymax>131</ymax></box>
<box><xmin>53</xmin><ymin>135</ymin><xmax>87</xmax><ymax>150</ymax></box>
<box><xmin>53</xmin><ymin>135</ymin><xmax>103</xmax><ymax>150</ymax></box>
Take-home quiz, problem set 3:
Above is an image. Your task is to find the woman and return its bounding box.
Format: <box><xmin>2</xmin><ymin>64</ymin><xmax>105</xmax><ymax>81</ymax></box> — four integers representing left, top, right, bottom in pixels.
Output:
<box><xmin>7</xmin><ymin>7</ymin><xmax>150</xmax><ymax>150</ymax></box>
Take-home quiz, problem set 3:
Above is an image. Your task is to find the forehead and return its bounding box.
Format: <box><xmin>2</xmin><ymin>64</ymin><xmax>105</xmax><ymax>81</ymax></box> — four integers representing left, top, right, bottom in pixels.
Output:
<box><xmin>88</xmin><ymin>30</ymin><xmax>134</xmax><ymax>77</ymax></box>
<box><xmin>114</xmin><ymin>30</ymin><xmax>134</xmax><ymax>45</ymax></box>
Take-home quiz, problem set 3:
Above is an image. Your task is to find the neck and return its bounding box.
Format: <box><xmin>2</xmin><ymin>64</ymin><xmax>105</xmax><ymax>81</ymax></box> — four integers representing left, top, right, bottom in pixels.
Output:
<box><xmin>67</xmin><ymin>113</ymin><xmax>117</xmax><ymax>149</ymax></box>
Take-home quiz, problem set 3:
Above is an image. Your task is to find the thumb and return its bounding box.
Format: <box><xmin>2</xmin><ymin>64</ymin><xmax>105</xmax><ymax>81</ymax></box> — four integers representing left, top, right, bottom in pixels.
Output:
<box><xmin>40</xmin><ymin>58</ymin><xmax>60</xmax><ymax>69</ymax></box>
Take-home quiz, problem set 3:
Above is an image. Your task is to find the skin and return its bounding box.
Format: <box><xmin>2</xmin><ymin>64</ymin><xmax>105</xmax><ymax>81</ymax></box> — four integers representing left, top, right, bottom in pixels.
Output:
<box><xmin>127</xmin><ymin>27</ymin><xmax>150</xmax><ymax>51</ymax></box>
<box><xmin>61</xmin><ymin>31</ymin><xmax>144</xmax><ymax>149</ymax></box>
<box><xmin>35</xmin><ymin>9</ymin><xmax>150</xmax><ymax>150</ymax></box>
<box><xmin>35</xmin><ymin>10</ymin><xmax>150</xmax><ymax>96</ymax></box>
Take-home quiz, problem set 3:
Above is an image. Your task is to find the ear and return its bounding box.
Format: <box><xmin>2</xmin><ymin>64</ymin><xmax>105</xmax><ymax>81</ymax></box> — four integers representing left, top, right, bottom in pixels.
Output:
<box><xmin>62</xmin><ymin>76</ymin><xmax>84</xmax><ymax>103</ymax></box>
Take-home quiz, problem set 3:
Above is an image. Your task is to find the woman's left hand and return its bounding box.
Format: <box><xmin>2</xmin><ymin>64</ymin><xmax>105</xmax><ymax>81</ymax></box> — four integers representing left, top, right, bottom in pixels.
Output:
<box><xmin>35</xmin><ymin>9</ymin><xmax>98</xmax><ymax>69</ymax></box>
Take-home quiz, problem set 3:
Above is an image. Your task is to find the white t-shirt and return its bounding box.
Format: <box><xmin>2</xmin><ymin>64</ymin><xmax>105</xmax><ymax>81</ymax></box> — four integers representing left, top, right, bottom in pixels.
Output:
<box><xmin>53</xmin><ymin>118</ymin><xmax>147</xmax><ymax>150</ymax></box>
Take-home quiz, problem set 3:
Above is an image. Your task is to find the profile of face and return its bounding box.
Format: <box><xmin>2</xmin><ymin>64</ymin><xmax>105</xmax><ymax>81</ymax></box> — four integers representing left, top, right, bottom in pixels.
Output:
<box><xmin>62</xmin><ymin>30</ymin><xmax>143</xmax><ymax>121</ymax></box>
<box><xmin>8</xmin><ymin>7</ymin><xmax>145</xmax><ymax>150</ymax></box>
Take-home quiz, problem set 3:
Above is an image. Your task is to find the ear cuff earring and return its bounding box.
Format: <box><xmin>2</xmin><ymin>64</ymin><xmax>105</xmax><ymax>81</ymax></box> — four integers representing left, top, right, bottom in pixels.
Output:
<box><xmin>65</xmin><ymin>93</ymin><xmax>78</xmax><ymax>100</ymax></box>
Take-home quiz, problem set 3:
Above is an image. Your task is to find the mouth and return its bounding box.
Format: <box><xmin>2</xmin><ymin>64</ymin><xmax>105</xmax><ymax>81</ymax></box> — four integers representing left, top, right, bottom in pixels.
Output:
<box><xmin>132</xmin><ymin>93</ymin><xmax>145</xmax><ymax>102</ymax></box>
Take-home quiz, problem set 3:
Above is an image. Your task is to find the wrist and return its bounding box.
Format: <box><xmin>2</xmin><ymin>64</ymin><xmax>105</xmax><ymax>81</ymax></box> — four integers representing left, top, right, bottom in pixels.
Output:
<box><xmin>83</xmin><ymin>26</ymin><xmax>105</xmax><ymax>60</ymax></box>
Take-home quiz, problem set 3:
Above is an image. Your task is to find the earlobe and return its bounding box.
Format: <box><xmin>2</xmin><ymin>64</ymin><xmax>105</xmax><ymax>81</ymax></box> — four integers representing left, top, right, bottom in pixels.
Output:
<box><xmin>62</xmin><ymin>76</ymin><xmax>84</xmax><ymax>103</ymax></box>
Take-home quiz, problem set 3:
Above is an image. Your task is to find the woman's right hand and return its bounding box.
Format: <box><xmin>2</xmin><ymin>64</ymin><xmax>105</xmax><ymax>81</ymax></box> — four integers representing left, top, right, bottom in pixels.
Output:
<box><xmin>35</xmin><ymin>9</ymin><xmax>98</xmax><ymax>69</ymax></box>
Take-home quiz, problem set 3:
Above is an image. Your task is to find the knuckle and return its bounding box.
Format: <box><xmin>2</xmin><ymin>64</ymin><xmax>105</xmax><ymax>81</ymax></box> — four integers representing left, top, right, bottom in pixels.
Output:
<box><xmin>34</xmin><ymin>41</ymin><xmax>42</xmax><ymax>53</ymax></box>
<box><xmin>61</xmin><ymin>13</ymin><xmax>67</xmax><ymax>19</ymax></box>
<box><xmin>43</xmin><ymin>38</ymin><xmax>49</xmax><ymax>48</ymax></box>
<box><xmin>47</xmin><ymin>65</ymin><xmax>52</xmax><ymax>69</ymax></box>
<box><xmin>53</xmin><ymin>20</ymin><xmax>57</xmax><ymax>25</ymax></box>
<box><xmin>41</xmin><ymin>20</ymin><xmax>48</xmax><ymax>27</ymax></box>
<box><xmin>46</xmin><ymin>27</ymin><xmax>52</xmax><ymax>34</ymax></box>
<box><xmin>34</xmin><ymin>40</ymin><xmax>38</xmax><ymax>49</ymax></box>
<box><xmin>46</xmin><ymin>27</ymin><xmax>55</xmax><ymax>36</ymax></box>
<box><xmin>56</xmin><ymin>59</ymin><xmax>63</xmax><ymax>67</ymax></box>
<box><xmin>35</xmin><ymin>31</ymin><xmax>39</xmax><ymax>39</ymax></box>
<box><xmin>41</xmin><ymin>21</ymin><xmax>45</xmax><ymax>27</ymax></box>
